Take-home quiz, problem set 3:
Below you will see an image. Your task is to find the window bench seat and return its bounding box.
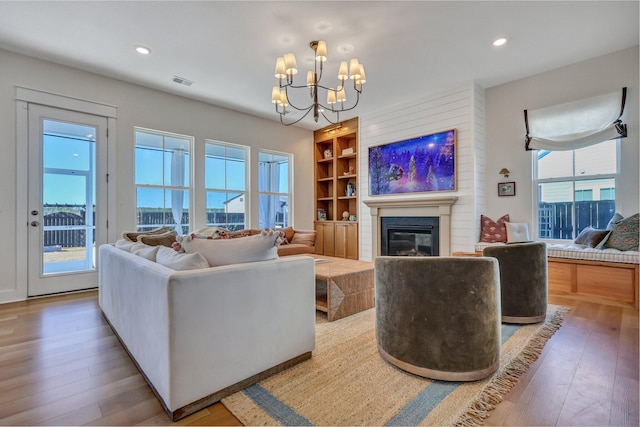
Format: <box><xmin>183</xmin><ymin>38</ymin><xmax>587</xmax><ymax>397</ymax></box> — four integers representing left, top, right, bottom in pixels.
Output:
<box><xmin>474</xmin><ymin>242</ymin><xmax>639</xmax><ymax>310</ymax></box>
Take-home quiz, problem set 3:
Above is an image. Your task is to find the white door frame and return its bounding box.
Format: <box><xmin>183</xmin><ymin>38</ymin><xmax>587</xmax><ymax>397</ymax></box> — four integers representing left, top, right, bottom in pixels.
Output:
<box><xmin>12</xmin><ymin>87</ymin><xmax>117</xmax><ymax>302</ymax></box>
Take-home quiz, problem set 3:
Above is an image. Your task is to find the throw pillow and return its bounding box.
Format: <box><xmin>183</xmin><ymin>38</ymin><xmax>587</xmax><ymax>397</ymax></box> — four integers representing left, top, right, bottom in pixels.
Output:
<box><xmin>480</xmin><ymin>214</ymin><xmax>510</xmax><ymax>243</ymax></box>
<box><xmin>130</xmin><ymin>243</ymin><xmax>160</xmax><ymax>261</ymax></box>
<box><xmin>282</xmin><ymin>226</ymin><xmax>295</xmax><ymax>243</ymax></box>
<box><xmin>228</xmin><ymin>230</ymin><xmax>253</xmax><ymax>239</ymax></box>
<box><xmin>137</xmin><ymin>230</ymin><xmax>178</xmax><ymax>247</ymax></box>
<box><xmin>181</xmin><ymin>230</ymin><xmax>280</xmax><ymax>267</ymax></box>
<box><xmin>505</xmin><ymin>222</ymin><xmax>531</xmax><ymax>243</ymax></box>
<box><xmin>574</xmin><ymin>227</ymin><xmax>611</xmax><ymax>248</ymax></box>
<box><xmin>603</xmin><ymin>213</ymin><xmax>639</xmax><ymax>251</ymax></box>
<box><xmin>190</xmin><ymin>226</ymin><xmax>230</xmax><ymax>239</ymax></box>
<box><xmin>156</xmin><ymin>246</ymin><xmax>209</xmax><ymax>270</ymax></box>
<box><xmin>121</xmin><ymin>226</ymin><xmax>168</xmax><ymax>242</ymax></box>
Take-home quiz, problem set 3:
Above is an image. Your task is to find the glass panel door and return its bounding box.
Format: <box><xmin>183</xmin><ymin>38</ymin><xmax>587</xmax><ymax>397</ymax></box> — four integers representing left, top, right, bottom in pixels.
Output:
<box><xmin>28</xmin><ymin>105</ymin><xmax>108</xmax><ymax>296</ymax></box>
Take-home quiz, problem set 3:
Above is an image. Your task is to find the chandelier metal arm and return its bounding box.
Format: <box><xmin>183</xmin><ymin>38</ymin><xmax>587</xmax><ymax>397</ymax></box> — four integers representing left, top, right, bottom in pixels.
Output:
<box><xmin>279</xmin><ymin>104</ymin><xmax>315</xmax><ymax>126</ymax></box>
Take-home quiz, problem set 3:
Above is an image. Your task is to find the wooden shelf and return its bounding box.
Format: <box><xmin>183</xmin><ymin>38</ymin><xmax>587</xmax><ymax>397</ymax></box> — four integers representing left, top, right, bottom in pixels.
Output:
<box><xmin>318</xmin><ymin>177</ymin><xmax>334</xmax><ymax>182</ymax></box>
<box><xmin>338</xmin><ymin>174</ymin><xmax>356</xmax><ymax>179</ymax></box>
<box><xmin>338</xmin><ymin>196</ymin><xmax>357</xmax><ymax>200</ymax></box>
<box><xmin>317</xmin><ymin>157</ymin><xmax>333</xmax><ymax>163</ymax></box>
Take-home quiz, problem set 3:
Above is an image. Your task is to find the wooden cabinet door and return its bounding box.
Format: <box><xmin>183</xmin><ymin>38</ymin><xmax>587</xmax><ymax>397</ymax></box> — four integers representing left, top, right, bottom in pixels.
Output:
<box><xmin>335</xmin><ymin>223</ymin><xmax>358</xmax><ymax>259</ymax></box>
<box><xmin>315</xmin><ymin>222</ymin><xmax>335</xmax><ymax>256</ymax></box>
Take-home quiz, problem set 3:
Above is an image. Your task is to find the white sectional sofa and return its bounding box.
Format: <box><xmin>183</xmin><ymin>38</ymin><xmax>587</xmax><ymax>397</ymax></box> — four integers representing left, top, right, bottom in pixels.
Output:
<box><xmin>98</xmin><ymin>243</ymin><xmax>316</xmax><ymax>420</ymax></box>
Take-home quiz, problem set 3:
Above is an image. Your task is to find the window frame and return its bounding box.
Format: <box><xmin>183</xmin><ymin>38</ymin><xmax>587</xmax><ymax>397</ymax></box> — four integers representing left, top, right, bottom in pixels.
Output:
<box><xmin>257</xmin><ymin>149</ymin><xmax>293</xmax><ymax>229</ymax></box>
<box><xmin>532</xmin><ymin>140</ymin><xmax>620</xmax><ymax>242</ymax></box>
<box><xmin>134</xmin><ymin>127</ymin><xmax>194</xmax><ymax>233</ymax></box>
<box><xmin>204</xmin><ymin>140</ymin><xmax>250</xmax><ymax>231</ymax></box>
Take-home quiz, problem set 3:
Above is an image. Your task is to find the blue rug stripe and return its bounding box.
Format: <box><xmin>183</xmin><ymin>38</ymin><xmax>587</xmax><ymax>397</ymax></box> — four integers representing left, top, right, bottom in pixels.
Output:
<box><xmin>501</xmin><ymin>323</ymin><xmax>522</xmax><ymax>344</ymax></box>
<box><xmin>243</xmin><ymin>384</ymin><xmax>314</xmax><ymax>426</ymax></box>
<box><xmin>386</xmin><ymin>323</ymin><xmax>524</xmax><ymax>425</ymax></box>
<box><xmin>385</xmin><ymin>381</ymin><xmax>458</xmax><ymax>426</ymax></box>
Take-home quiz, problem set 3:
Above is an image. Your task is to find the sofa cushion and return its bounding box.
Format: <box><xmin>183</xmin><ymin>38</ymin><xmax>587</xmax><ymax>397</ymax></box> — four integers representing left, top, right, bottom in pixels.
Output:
<box><xmin>505</xmin><ymin>222</ymin><xmax>531</xmax><ymax>243</ymax></box>
<box><xmin>574</xmin><ymin>227</ymin><xmax>611</xmax><ymax>248</ymax></box>
<box><xmin>290</xmin><ymin>231</ymin><xmax>316</xmax><ymax>246</ymax></box>
<box><xmin>137</xmin><ymin>230</ymin><xmax>178</xmax><ymax>247</ymax></box>
<box><xmin>603</xmin><ymin>213</ymin><xmax>639</xmax><ymax>251</ymax></box>
<box><xmin>122</xmin><ymin>226</ymin><xmax>168</xmax><ymax>242</ymax></box>
<box><xmin>130</xmin><ymin>243</ymin><xmax>160</xmax><ymax>261</ymax></box>
<box><xmin>181</xmin><ymin>230</ymin><xmax>280</xmax><ymax>267</ymax></box>
<box><xmin>115</xmin><ymin>238</ymin><xmax>137</xmax><ymax>252</ymax></box>
<box><xmin>277</xmin><ymin>244</ymin><xmax>316</xmax><ymax>256</ymax></box>
<box><xmin>480</xmin><ymin>214</ymin><xmax>510</xmax><ymax>243</ymax></box>
<box><xmin>156</xmin><ymin>246</ymin><xmax>210</xmax><ymax>270</ymax></box>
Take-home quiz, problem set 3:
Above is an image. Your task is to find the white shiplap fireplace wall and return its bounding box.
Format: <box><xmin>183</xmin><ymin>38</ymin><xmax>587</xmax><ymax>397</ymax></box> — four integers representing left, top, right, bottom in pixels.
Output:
<box><xmin>357</xmin><ymin>83</ymin><xmax>486</xmax><ymax>261</ymax></box>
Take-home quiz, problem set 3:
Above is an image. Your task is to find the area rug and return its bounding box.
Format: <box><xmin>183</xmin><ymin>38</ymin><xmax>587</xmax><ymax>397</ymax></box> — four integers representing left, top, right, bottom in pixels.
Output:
<box><xmin>222</xmin><ymin>305</ymin><xmax>569</xmax><ymax>426</ymax></box>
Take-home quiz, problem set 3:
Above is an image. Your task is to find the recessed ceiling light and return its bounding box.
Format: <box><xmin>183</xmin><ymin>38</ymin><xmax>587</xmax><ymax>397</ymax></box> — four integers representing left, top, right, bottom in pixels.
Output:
<box><xmin>135</xmin><ymin>45</ymin><xmax>151</xmax><ymax>55</ymax></box>
<box><xmin>493</xmin><ymin>38</ymin><xmax>507</xmax><ymax>47</ymax></box>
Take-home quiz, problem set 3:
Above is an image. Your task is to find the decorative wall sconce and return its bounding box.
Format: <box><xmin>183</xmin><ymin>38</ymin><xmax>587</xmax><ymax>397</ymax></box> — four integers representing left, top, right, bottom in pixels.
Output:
<box><xmin>499</xmin><ymin>168</ymin><xmax>510</xmax><ymax>178</ymax></box>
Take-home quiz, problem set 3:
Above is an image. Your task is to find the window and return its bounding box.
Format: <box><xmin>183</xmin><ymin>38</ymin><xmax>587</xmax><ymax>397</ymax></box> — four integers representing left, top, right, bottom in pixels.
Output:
<box><xmin>535</xmin><ymin>140</ymin><xmax>617</xmax><ymax>240</ymax></box>
<box><xmin>258</xmin><ymin>150</ymin><xmax>292</xmax><ymax>229</ymax></box>
<box><xmin>205</xmin><ymin>141</ymin><xmax>248</xmax><ymax>231</ymax></box>
<box><xmin>135</xmin><ymin>128</ymin><xmax>192</xmax><ymax>234</ymax></box>
<box><xmin>600</xmin><ymin>187</ymin><xmax>615</xmax><ymax>200</ymax></box>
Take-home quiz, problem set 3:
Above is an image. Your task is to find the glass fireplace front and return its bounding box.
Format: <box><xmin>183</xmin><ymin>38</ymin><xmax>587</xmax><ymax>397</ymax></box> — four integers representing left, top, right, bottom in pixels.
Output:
<box><xmin>381</xmin><ymin>216</ymin><xmax>440</xmax><ymax>256</ymax></box>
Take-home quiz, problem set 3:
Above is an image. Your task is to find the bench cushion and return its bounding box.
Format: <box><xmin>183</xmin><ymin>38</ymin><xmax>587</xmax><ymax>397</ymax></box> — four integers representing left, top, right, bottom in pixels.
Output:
<box><xmin>475</xmin><ymin>242</ymin><xmax>640</xmax><ymax>265</ymax></box>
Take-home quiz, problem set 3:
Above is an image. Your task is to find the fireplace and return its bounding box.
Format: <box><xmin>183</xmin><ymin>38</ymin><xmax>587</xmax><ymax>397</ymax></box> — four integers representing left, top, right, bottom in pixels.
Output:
<box><xmin>363</xmin><ymin>196</ymin><xmax>457</xmax><ymax>258</ymax></box>
<box><xmin>381</xmin><ymin>217</ymin><xmax>439</xmax><ymax>256</ymax></box>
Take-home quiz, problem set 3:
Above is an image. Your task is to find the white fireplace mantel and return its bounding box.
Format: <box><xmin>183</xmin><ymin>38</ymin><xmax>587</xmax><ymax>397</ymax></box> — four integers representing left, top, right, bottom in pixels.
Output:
<box><xmin>363</xmin><ymin>196</ymin><xmax>458</xmax><ymax>256</ymax></box>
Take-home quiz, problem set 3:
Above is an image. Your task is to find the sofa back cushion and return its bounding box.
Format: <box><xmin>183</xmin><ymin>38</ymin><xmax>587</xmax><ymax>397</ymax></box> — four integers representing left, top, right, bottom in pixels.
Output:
<box><xmin>290</xmin><ymin>230</ymin><xmax>316</xmax><ymax>246</ymax></box>
<box><xmin>156</xmin><ymin>246</ymin><xmax>210</xmax><ymax>270</ymax></box>
<box><xmin>130</xmin><ymin>243</ymin><xmax>160</xmax><ymax>261</ymax></box>
<box><xmin>181</xmin><ymin>231</ymin><xmax>280</xmax><ymax>267</ymax></box>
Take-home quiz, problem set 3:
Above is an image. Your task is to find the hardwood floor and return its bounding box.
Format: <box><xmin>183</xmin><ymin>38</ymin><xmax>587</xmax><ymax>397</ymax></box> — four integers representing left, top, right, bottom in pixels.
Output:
<box><xmin>0</xmin><ymin>290</ymin><xmax>637</xmax><ymax>426</ymax></box>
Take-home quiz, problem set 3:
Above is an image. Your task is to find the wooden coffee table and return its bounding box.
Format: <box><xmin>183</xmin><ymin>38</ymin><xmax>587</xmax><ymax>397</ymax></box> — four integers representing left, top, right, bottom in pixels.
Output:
<box><xmin>312</xmin><ymin>255</ymin><xmax>375</xmax><ymax>321</ymax></box>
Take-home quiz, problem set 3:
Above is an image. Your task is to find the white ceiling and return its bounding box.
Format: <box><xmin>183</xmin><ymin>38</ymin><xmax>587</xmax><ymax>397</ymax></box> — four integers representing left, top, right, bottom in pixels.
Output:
<box><xmin>0</xmin><ymin>1</ymin><xmax>638</xmax><ymax>130</ymax></box>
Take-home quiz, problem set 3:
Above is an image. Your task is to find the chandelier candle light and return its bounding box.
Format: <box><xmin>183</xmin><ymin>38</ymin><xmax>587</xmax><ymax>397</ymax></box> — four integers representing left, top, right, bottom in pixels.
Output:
<box><xmin>272</xmin><ymin>40</ymin><xmax>366</xmax><ymax>126</ymax></box>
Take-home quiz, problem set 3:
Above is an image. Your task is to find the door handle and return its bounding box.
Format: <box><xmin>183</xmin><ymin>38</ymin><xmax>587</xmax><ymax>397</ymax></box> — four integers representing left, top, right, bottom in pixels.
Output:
<box><xmin>30</xmin><ymin>221</ymin><xmax>39</xmax><ymax>227</ymax></box>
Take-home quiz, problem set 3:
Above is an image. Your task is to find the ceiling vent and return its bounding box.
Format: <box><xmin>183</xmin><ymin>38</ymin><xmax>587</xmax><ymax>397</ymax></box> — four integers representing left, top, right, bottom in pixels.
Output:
<box><xmin>172</xmin><ymin>76</ymin><xmax>194</xmax><ymax>86</ymax></box>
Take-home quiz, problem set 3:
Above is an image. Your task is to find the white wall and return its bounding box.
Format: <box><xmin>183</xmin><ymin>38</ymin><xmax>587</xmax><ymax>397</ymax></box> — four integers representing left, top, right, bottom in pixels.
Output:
<box><xmin>359</xmin><ymin>83</ymin><xmax>486</xmax><ymax>260</ymax></box>
<box><xmin>485</xmin><ymin>46</ymin><xmax>639</xmax><ymax>239</ymax></box>
<box><xmin>0</xmin><ymin>48</ymin><xmax>313</xmax><ymax>303</ymax></box>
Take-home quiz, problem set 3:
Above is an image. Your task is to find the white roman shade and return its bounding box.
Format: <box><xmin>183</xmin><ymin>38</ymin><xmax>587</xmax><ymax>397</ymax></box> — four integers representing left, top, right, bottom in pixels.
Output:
<box><xmin>524</xmin><ymin>87</ymin><xmax>627</xmax><ymax>151</ymax></box>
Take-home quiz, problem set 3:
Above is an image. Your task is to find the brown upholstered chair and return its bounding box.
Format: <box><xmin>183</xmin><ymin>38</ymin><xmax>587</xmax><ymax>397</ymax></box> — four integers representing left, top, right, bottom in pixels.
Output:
<box><xmin>483</xmin><ymin>241</ymin><xmax>548</xmax><ymax>324</ymax></box>
<box><xmin>375</xmin><ymin>256</ymin><xmax>501</xmax><ymax>382</ymax></box>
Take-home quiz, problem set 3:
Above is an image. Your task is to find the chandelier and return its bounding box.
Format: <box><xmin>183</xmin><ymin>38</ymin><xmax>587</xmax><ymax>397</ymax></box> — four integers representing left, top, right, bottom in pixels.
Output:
<box><xmin>271</xmin><ymin>40</ymin><xmax>366</xmax><ymax>126</ymax></box>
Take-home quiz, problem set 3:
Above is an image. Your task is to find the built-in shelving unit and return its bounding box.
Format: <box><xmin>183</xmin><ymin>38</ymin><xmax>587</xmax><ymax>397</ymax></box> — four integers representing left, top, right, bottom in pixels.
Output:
<box><xmin>314</xmin><ymin>117</ymin><xmax>359</xmax><ymax>259</ymax></box>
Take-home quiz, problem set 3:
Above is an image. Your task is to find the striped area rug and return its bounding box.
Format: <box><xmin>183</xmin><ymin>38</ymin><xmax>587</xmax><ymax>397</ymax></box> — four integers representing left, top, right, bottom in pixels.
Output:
<box><xmin>222</xmin><ymin>305</ymin><xmax>569</xmax><ymax>426</ymax></box>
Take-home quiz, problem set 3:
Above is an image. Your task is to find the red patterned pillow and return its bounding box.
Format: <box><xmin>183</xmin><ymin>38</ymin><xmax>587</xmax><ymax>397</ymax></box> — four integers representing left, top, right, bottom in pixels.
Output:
<box><xmin>480</xmin><ymin>214</ymin><xmax>510</xmax><ymax>243</ymax></box>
